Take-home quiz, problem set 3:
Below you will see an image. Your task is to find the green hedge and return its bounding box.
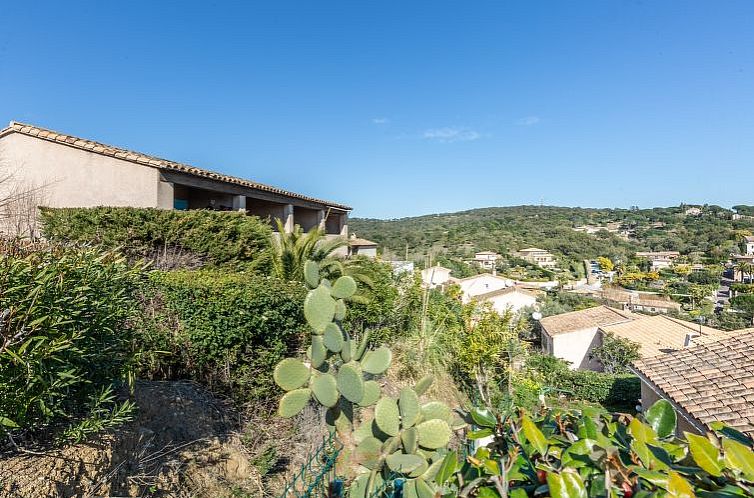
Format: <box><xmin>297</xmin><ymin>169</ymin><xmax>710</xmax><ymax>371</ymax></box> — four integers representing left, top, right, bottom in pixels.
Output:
<box><xmin>133</xmin><ymin>270</ymin><xmax>306</xmax><ymax>401</ymax></box>
<box><xmin>0</xmin><ymin>246</ymin><xmax>140</xmax><ymax>432</ymax></box>
<box><xmin>526</xmin><ymin>353</ymin><xmax>641</xmax><ymax>410</ymax></box>
<box><xmin>39</xmin><ymin>207</ymin><xmax>273</xmax><ymax>270</ymax></box>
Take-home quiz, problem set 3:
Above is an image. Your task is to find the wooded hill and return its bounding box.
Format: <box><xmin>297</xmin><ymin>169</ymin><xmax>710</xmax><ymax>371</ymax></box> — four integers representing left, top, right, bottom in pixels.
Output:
<box><xmin>350</xmin><ymin>204</ymin><xmax>754</xmax><ymax>268</ymax></box>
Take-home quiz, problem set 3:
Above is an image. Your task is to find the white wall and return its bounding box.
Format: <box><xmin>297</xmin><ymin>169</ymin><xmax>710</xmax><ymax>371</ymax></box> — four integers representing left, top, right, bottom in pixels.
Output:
<box><xmin>459</xmin><ymin>275</ymin><xmax>509</xmax><ymax>301</ymax></box>
<box><xmin>0</xmin><ymin>133</ymin><xmax>167</xmax><ymax>210</ymax></box>
<box><xmin>549</xmin><ymin>327</ymin><xmax>602</xmax><ymax>370</ymax></box>
<box><xmin>486</xmin><ymin>291</ymin><xmax>536</xmax><ymax>314</ymax></box>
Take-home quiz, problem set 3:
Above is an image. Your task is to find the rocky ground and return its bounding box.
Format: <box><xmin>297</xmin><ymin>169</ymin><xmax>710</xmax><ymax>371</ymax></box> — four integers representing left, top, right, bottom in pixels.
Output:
<box><xmin>0</xmin><ymin>381</ymin><xmax>263</xmax><ymax>498</ymax></box>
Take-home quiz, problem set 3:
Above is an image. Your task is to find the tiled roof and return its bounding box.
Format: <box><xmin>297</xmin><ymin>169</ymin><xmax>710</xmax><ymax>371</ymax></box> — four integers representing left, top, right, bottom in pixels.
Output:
<box><xmin>473</xmin><ymin>286</ymin><xmax>538</xmax><ymax>301</ymax></box>
<box><xmin>633</xmin><ymin>329</ymin><xmax>754</xmax><ymax>437</ymax></box>
<box><xmin>745</xmin><ymin>236</ymin><xmax>754</xmax><ymax>242</ymax></box>
<box><xmin>636</xmin><ymin>251</ymin><xmax>681</xmax><ymax>257</ymax></box>
<box><xmin>600</xmin><ymin>315</ymin><xmax>719</xmax><ymax>358</ymax></box>
<box><xmin>0</xmin><ymin>121</ymin><xmax>351</xmax><ymax>211</ymax></box>
<box><xmin>349</xmin><ymin>237</ymin><xmax>377</xmax><ymax>247</ymax></box>
<box><xmin>540</xmin><ymin>306</ymin><xmax>634</xmax><ymax>336</ymax></box>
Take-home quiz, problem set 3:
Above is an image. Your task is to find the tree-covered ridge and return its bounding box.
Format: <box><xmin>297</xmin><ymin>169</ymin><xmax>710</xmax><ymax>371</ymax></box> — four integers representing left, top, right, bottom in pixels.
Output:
<box><xmin>351</xmin><ymin>204</ymin><xmax>754</xmax><ymax>266</ymax></box>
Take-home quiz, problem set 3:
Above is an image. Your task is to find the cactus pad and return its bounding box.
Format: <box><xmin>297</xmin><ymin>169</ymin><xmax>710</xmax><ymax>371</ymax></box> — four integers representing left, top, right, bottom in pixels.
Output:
<box><xmin>358</xmin><ymin>380</ymin><xmax>381</xmax><ymax>407</ymax></box>
<box><xmin>354</xmin><ymin>330</ymin><xmax>370</xmax><ymax>361</ymax></box>
<box><xmin>386</xmin><ymin>453</ymin><xmax>425</xmax><ymax>474</ymax></box>
<box><xmin>355</xmin><ymin>436</ymin><xmax>383</xmax><ymax>470</ymax></box>
<box><xmin>402</xmin><ymin>426</ymin><xmax>419</xmax><ymax>454</ymax></box>
<box><xmin>330</xmin><ymin>275</ymin><xmax>357</xmax><ymax>299</ymax></box>
<box><xmin>278</xmin><ymin>388</ymin><xmax>311</xmax><ymax>418</ymax></box>
<box><xmin>304</xmin><ymin>285</ymin><xmax>336</xmax><ymax>333</ymax></box>
<box><xmin>361</xmin><ymin>346</ymin><xmax>392</xmax><ymax>375</ymax></box>
<box><xmin>310</xmin><ymin>335</ymin><xmax>328</xmax><ymax>368</ymax></box>
<box><xmin>414</xmin><ymin>375</ymin><xmax>434</xmax><ymax>396</ymax></box>
<box><xmin>323</xmin><ymin>323</ymin><xmax>344</xmax><ymax>353</ymax></box>
<box><xmin>336</xmin><ymin>362</ymin><xmax>364</xmax><ymax>403</ymax></box>
<box><xmin>334</xmin><ymin>299</ymin><xmax>346</xmax><ymax>320</ymax></box>
<box><xmin>340</xmin><ymin>339</ymin><xmax>353</xmax><ymax>362</ymax></box>
<box><xmin>303</xmin><ymin>260</ymin><xmax>320</xmax><ymax>289</ymax></box>
<box><xmin>273</xmin><ymin>358</ymin><xmax>310</xmax><ymax>391</ymax></box>
<box><xmin>374</xmin><ymin>397</ymin><xmax>401</xmax><ymax>436</ymax></box>
<box><xmin>399</xmin><ymin>387</ymin><xmax>420</xmax><ymax>428</ymax></box>
<box><xmin>311</xmin><ymin>373</ymin><xmax>339</xmax><ymax>407</ymax></box>
<box><xmin>416</xmin><ymin>419</ymin><xmax>451</xmax><ymax>449</ymax></box>
<box><xmin>420</xmin><ymin>401</ymin><xmax>451</xmax><ymax>422</ymax></box>
<box><xmin>408</xmin><ymin>458</ymin><xmax>430</xmax><ymax>478</ymax></box>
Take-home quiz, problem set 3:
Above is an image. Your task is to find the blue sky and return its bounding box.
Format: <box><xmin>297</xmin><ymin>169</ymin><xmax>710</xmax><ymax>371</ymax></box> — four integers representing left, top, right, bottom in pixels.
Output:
<box><xmin>1</xmin><ymin>1</ymin><xmax>753</xmax><ymax>218</ymax></box>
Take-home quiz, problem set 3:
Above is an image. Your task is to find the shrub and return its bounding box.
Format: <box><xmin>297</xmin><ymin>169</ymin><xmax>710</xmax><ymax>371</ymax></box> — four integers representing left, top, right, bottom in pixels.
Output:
<box><xmin>450</xmin><ymin>400</ymin><xmax>754</xmax><ymax>497</ymax></box>
<box><xmin>39</xmin><ymin>207</ymin><xmax>273</xmax><ymax>270</ymax></box>
<box><xmin>133</xmin><ymin>269</ymin><xmax>306</xmax><ymax>401</ymax></box>
<box><xmin>526</xmin><ymin>353</ymin><xmax>641</xmax><ymax>410</ymax></box>
<box><xmin>0</xmin><ymin>246</ymin><xmax>140</xmax><ymax>435</ymax></box>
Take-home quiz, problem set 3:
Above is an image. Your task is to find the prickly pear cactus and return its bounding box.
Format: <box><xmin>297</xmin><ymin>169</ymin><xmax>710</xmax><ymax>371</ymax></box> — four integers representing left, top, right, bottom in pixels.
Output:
<box><xmin>273</xmin><ymin>260</ymin><xmax>465</xmax><ymax>497</ymax></box>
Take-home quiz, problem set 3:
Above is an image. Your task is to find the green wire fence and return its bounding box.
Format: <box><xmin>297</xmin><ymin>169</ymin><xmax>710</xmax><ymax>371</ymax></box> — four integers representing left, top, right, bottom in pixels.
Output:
<box><xmin>278</xmin><ymin>431</ymin><xmax>343</xmax><ymax>498</ymax></box>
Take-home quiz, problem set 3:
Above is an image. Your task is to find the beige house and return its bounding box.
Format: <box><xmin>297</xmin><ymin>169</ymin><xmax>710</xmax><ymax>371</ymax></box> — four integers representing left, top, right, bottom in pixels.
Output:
<box><xmin>540</xmin><ymin>306</ymin><xmax>724</xmax><ymax>371</ymax></box>
<box><xmin>472</xmin><ymin>286</ymin><xmax>538</xmax><ymax>315</ymax></box>
<box><xmin>745</xmin><ymin>235</ymin><xmax>754</xmax><ymax>256</ymax></box>
<box><xmin>635</xmin><ymin>251</ymin><xmax>680</xmax><ymax>271</ymax></box>
<box><xmin>421</xmin><ymin>265</ymin><xmax>453</xmax><ymax>289</ymax></box>
<box><xmin>0</xmin><ymin>121</ymin><xmax>350</xmax><ymax>238</ymax></box>
<box><xmin>473</xmin><ymin>251</ymin><xmax>500</xmax><ymax>270</ymax></box>
<box><xmin>599</xmin><ymin>287</ymin><xmax>682</xmax><ymax>314</ymax></box>
<box><xmin>348</xmin><ymin>235</ymin><xmax>378</xmax><ymax>258</ymax></box>
<box><xmin>632</xmin><ymin>328</ymin><xmax>754</xmax><ymax>437</ymax></box>
<box><xmin>517</xmin><ymin>247</ymin><xmax>557</xmax><ymax>268</ymax></box>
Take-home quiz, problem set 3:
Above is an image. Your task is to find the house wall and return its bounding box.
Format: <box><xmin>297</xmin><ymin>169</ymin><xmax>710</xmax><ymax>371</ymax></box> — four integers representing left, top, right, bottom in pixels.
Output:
<box><xmin>747</xmin><ymin>242</ymin><xmax>754</xmax><ymax>255</ymax></box>
<box><xmin>0</xmin><ymin>132</ymin><xmax>166</xmax><ymax>210</ymax></box>
<box><xmin>639</xmin><ymin>381</ymin><xmax>703</xmax><ymax>437</ymax></box>
<box><xmin>459</xmin><ymin>275</ymin><xmax>508</xmax><ymax>300</ymax></box>
<box><xmin>486</xmin><ymin>292</ymin><xmax>536</xmax><ymax>314</ymax></box>
<box><xmin>352</xmin><ymin>246</ymin><xmax>377</xmax><ymax>258</ymax></box>
<box><xmin>548</xmin><ymin>327</ymin><xmax>602</xmax><ymax>370</ymax></box>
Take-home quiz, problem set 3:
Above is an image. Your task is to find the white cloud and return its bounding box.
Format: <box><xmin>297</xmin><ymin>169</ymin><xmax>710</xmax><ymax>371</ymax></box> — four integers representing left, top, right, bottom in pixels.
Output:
<box><xmin>516</xmin><ymin>116</ymin><xmax>541</xmax><ymax>126</ymax></box>
<box><xmin>372</xmin><ymin>117</ymin><xmax>390</xmax><ymax>124</ymax></box>
<box><xmin>422</xmin><ymin>127</ymin><xmax>481</xmax><ymax>143</ymax></box>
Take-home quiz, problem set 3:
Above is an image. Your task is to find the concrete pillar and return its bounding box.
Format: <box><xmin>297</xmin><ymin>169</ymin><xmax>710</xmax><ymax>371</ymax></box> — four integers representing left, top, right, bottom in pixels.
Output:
<box><xmin>318</xmin><ymin>210</ymin><xmax>326</xmax><ymax>230</ymax></box>
<box><xmin>284</xmin><ymin>204</ymin><xmax>294</xmax><ymax>233</ymax></box>
<box><xmin>232</xmin><ymin>195</ymin><xmax>246</xmax><ymax>212</ymax></box>
<box><xmin>157</xmin><ymin>180</ymin><xmax>175</xmax><ymax>209</ymax></box>
<box><xmin>340</xmin><ymin>213</ymin><xmax>349</xmax><ymax>238</ymax></box>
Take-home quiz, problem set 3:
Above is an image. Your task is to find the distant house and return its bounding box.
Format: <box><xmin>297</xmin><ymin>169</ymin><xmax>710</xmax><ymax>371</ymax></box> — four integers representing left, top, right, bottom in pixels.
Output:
<box><xmin>0</xmin><ymin>121</ymin><xmax>351</xmax><ymax>239</ymax></box>
<box><xmin>421</xmin><ymin>265</ymin><xmax>453</xmax><ymax>289</ymax></box>
<box><xmin>388</xmin><ymin>260</ymin><xmax>415</xmax><ymax>276</ymax></box>
<box><xmin>599</xmin><ymin>287</ymin><xmax>681</xmax><ymax>314</ymax></box>
<box><xmin>473</xmin><ymin>251</ymin><xmax>500</xmax><ymax>270</ymax></box>
<box><xmin>517</xmin><ymin>248</ymin><xmax>557</xmax><ymax>268</ymax></box>
<box><xmin>632</xmin><ymin>328</ymin><xmax>754</xmax><ymax>437</ymax></box>
<box><xmin>733</xmin><ymin>254</ymin><xmax>754</xmax><ymax>282</ymax></box>
<box><xmin>348</xmin><ymin>235</ymin><xmax>378</xmax><ymax>258</ymax></box>
<box><xmin>456</xmin><ymin>273</ymin><xmax>514</xmax><ymax>301</ymax></box>
<box><xmin>472</xmin><ymin>286</ymin><xmax>538</xmax><ymax>315</ymax></box>
<box><xmin>635</xmin><ymin>251</ymin><xmax>681</xmax><ymax>271</ymax></box>
<box><xmin>684</xmin><ymin>207</ymin><xmax>702</xmax><ymax>216</ymax></box>
<box><xmin>540</xmin><ymin>306</ymin><xmax>723</xmax><ymax>371</ymax></box>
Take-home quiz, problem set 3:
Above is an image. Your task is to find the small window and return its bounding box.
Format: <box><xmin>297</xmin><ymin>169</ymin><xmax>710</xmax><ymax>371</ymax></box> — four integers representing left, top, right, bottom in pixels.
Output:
<box><xmin>174</xmin><ymin>199</ymin><xmax>189</xmax><ymax>210</ymax></box>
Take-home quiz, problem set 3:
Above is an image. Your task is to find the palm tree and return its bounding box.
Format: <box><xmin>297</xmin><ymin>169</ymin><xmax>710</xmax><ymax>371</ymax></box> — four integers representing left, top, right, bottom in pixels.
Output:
<box><xmin>735</xmin><ymin>261</ymin><xmax>754</xmax><ymax>284</ymax></box>
<box><xmin>271</xmin><ymin>219</ymin><xmax>349</xmax><ymax>282</ymax></box>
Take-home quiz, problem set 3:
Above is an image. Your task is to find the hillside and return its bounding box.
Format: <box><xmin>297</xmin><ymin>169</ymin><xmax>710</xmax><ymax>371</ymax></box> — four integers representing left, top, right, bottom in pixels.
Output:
<box><xmin>350</xmin><ymin>204</ymin><xmax>754</xmax><ymax>269</ymax></box>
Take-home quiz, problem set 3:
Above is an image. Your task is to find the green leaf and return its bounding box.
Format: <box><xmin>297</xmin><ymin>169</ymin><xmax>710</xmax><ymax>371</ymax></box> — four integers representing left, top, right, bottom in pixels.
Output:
<box><xmin>629</xmin><ymin>417</ymin><xmax>658</xmax><ymax>444</ymax></box>
<box><xmin>434</xmin><ymin>450</ymin><xmax>457</xmax><ymax>485</ymax></box>
<box><xmin>666</xmin><ymin>471</ymin><xmax>694</xmax><ymax>498</ymax></box>
<box><xmin>546</xmin><ymin>470</ymin><xmax>587</xmax><ymax>498</ymax></box>
<box><xmin>467</xmin><ymin>428</ymin><xmax>493</xmax><ymax>440</ymax></box>
<box><xmin>471</xmin><ymin>407</ymin><xmax>496</xmax><ymax>428</ymax></box>
<box><xmin>477</xmin><ymin>488</ymin><xmax>500</xmax><ymax>498</ymax></box>
<box><xmin>521</xmin><ymin>414</ymin><xmax>548</xmax><ymax>456</ymax></box>
<box><xmin>0</xmin><ymin>416</ymin><xmax>18</xmax><ymax>428</ymax></box>
<box><xmin>685</xmin><ymin>432</ymin><xmax>723</xmax><ymax>476</ymax></box>
<box><xmin>645</xmin><ymin>400</ymin><xmax>677</xmax><ymax>439</ymax></box>
<box><xmin>723</xmin><ymin>437</ymin><xmax>754</xmax><ymax>480</ymax></box>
